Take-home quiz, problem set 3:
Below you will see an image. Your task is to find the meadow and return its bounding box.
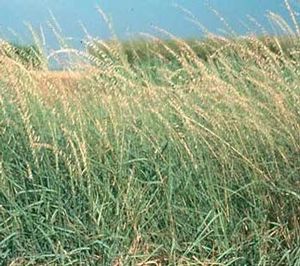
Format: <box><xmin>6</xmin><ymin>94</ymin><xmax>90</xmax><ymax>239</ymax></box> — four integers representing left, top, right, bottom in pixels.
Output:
<box><xmin>0</xmin><ymin>7</ymin><xmax>300</xmax><ymax>266</ymax></box>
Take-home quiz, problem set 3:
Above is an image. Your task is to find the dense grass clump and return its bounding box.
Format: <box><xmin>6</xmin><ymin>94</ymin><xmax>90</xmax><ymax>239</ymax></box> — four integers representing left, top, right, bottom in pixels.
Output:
<box><xmin>0</xmin><ymin>9</ymin><xmax>300</xmax><ymax>266</ymax></box>
<box><xmin>0</xmin><ymin>41</ymin><xmax>45</xmax><ymax>70</ymax></box>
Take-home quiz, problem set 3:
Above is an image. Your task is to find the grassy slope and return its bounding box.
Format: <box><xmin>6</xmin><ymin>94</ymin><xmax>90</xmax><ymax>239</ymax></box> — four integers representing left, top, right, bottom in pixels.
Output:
<box><xmin>0</xmin><ymin>33</ymin><xmax>300</xmax><ymax>265</ymax></box>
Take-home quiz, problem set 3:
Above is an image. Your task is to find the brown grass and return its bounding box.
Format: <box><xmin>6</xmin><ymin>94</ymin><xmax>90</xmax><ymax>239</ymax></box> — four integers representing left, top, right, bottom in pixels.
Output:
<box><xmin>0</xmin><ymin>54</ymin><xmax>97</xmax><ymax>91</ymax></box>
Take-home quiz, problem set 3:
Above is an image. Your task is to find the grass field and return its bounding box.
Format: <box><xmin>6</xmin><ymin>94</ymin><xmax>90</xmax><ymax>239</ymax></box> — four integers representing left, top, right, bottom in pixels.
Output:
<box><xmin>0</xmin><ymin>7</ymin><xmax>300</xmax><ymax>266</ymax></box>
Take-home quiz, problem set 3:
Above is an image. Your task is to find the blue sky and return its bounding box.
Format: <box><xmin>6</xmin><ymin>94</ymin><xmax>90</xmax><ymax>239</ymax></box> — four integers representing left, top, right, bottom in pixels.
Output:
<box><xmin>0</xmin><ymin>0</ymin><xmax>297</xmax><ymax>48</ymax></box>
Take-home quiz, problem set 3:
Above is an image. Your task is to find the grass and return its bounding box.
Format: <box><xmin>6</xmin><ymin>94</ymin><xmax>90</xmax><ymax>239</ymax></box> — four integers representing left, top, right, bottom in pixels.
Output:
<box><xmin>0</xmin><ymin>6</ymin><xmax>300</xmax><ymax>266</ymax></box>
<box><xmin>0</xmin><ymin>41</ymin><xmax>45</xmax><ymax>70</ymax></box>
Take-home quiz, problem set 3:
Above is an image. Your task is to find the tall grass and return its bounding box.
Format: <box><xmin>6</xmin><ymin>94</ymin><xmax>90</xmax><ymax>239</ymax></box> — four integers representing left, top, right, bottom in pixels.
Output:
<box><xmin>0</xmin><ymin>41</ymin><xmax>46</xmax><ymax>70</ymax></box>
<box><xmin>0</xmin><ymin>4</ymin><xmax>300</xmax><ymax>266</ymax></box>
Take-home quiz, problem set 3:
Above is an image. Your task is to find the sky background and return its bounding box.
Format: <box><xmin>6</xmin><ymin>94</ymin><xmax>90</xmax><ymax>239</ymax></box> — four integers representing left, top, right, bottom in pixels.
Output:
<box><xmin>0</xmin><ymin>0</ymin><xmax>298</xmax><ymax>49</ymax></box>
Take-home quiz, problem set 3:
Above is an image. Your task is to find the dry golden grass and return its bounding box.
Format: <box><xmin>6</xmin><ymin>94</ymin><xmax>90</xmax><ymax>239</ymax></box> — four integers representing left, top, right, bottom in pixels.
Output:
<box><xmin>0</xmin><ymin>30</ymin><xmax>299</xmax><ymax>265</ymax></box>
<box><xmin>31</xmin><ymin>69</ymin><xmax>92</xmax><ymax>90</ymax></box>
